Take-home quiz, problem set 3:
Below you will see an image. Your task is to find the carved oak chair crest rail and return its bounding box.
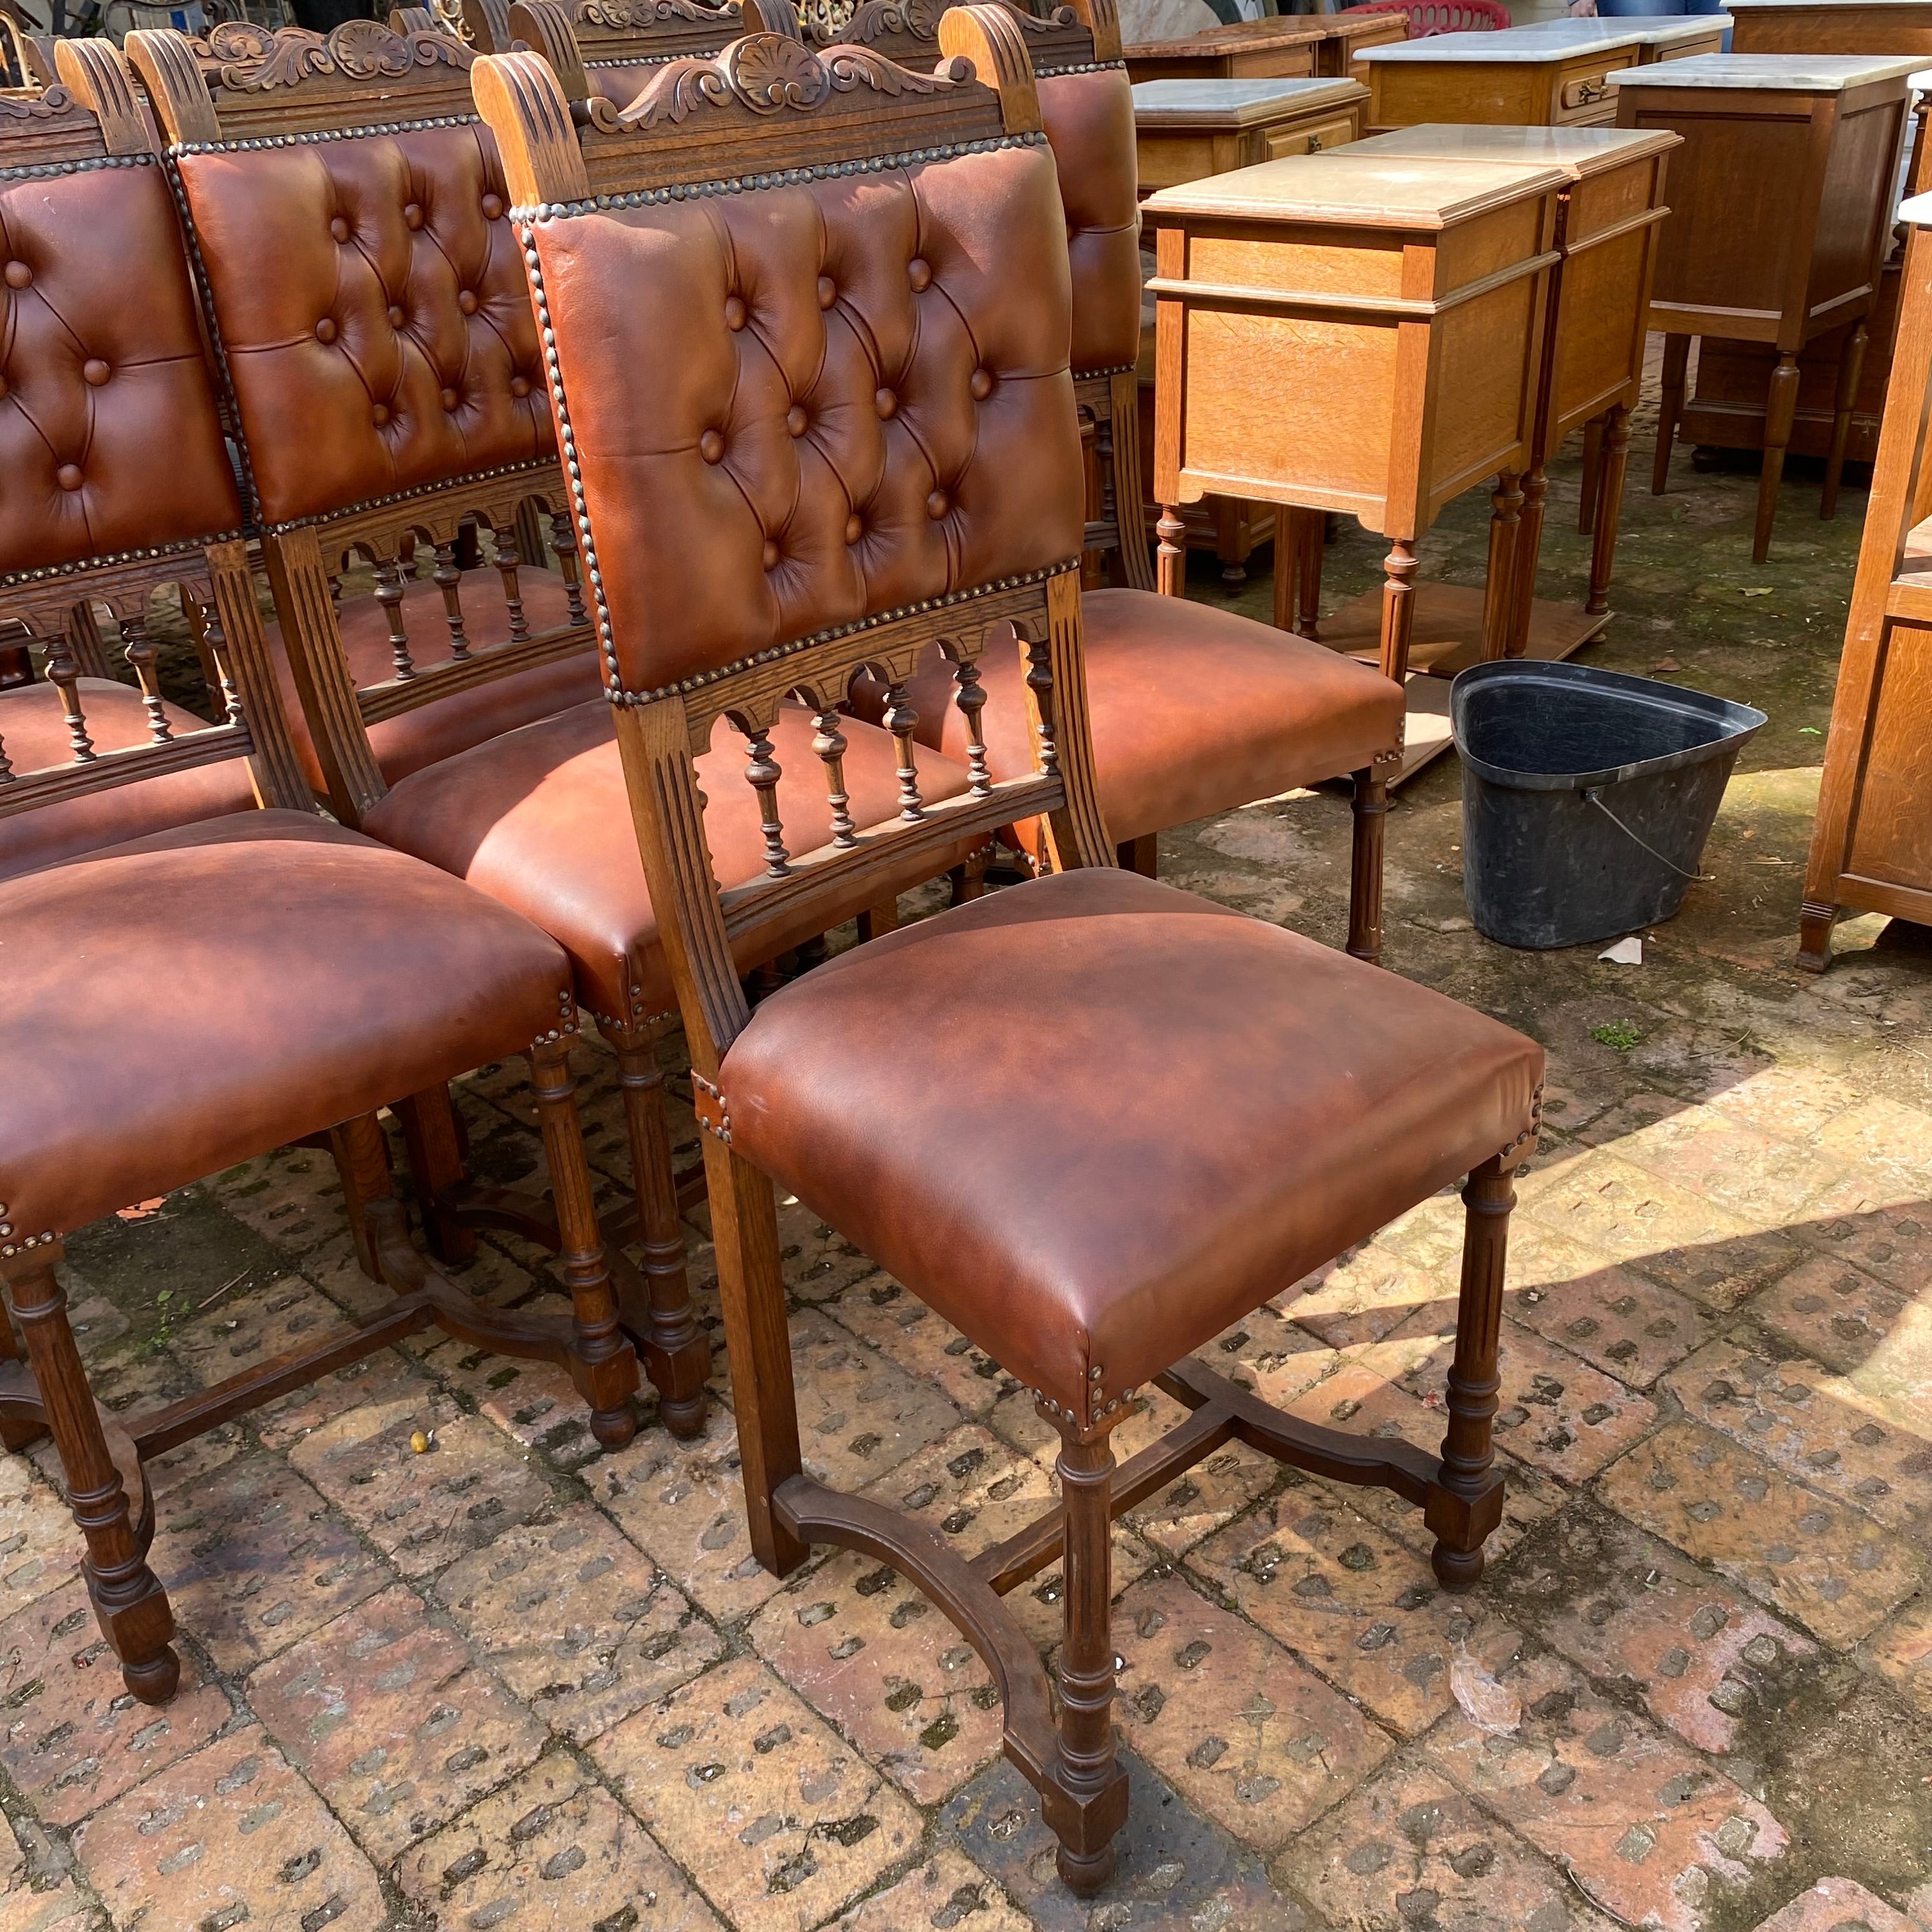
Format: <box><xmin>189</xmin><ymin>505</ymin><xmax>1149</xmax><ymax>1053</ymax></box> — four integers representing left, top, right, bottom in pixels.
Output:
<box><xmin>0</xmin><ymin>72</ymin><xmax>639</xmax><ymax>1708</ymax></box>
<box><xmin>501</xmin><ymin>0</ymin><xmax>802</xmax><ymax>106</ymax></box>
<box><xmin>471</xmin><ymin>12</ymin><xmax>1544</xmax><ymax>1889</ymax></box>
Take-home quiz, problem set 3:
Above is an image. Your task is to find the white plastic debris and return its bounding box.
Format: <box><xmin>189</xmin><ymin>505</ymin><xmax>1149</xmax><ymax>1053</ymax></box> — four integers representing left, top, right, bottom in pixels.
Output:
<box><xmin>1449</xmin><ymin>1653</ymin><xmax>1521</xmax><ymax>1735</ymax></box>
<box><xmin>1598</xmin><ymin>935</ymin><xmax>1643</xmax><ymax>965</ymax></box>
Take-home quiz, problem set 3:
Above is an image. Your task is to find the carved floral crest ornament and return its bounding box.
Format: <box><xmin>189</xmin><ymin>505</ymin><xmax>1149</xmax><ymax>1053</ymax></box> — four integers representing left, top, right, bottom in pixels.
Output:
<box><xmin>841</xmin><ymin>0</ymin><xmax>951</xmax><ymax>41</ymax></box>
<box><xmin>606</xmin><ymin>32</ymin><xmax>966</xmax><ymax>127</ymax></box>
<box><xmin>197</xmin><ymin>18</ymin><xmax>472</xmax><ymax>94</ymax></box>
<box><xmin>578</xmin><ymin>0</ymin><xmax>732</xmax><ymax>27</ymax></box>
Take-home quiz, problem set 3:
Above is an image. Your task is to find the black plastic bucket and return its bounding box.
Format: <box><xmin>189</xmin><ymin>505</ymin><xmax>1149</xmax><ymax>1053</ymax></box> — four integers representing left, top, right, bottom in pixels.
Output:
<box><xmin>1451</xmin><ymin>660</ymin><xmax>1765</xmax><ymax>951</ymax></box>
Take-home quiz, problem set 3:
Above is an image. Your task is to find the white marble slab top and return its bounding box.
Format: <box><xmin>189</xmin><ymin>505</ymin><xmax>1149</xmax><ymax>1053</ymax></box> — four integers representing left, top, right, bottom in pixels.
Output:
<box><xmin>1609</xmin><ymin>49</ymin><xmax>1924</xmax><ymax>85</ymax></box>
<box><xmin>1131</xmin><ymin>77</ymin><xmax>1368</xmax><ymax>124</ymax></box>
<box><xmin>1727</xmin><ymin>0</ymin><xmax>1932</xmax><ymax>10</ymax></box>
<box><xmin>1346</xmin><ymin>123</ymin><xmax>1682</xmax><ymax>176</ymax></box>
<box><xmin>1506</xmin><ymin>17</ymin><xmax>1728</xmax><ymax>45</ymax></box>
<box><xmin>1358</xmin><ymin>27</ymin><xmax>1643</xmax><ymax>62</ymax></box>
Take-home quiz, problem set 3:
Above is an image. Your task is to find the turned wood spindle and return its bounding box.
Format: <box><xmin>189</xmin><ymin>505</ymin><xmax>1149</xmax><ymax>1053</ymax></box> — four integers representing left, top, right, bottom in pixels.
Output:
<box><xmin>375</xmin><ymin>558</ymin><xmax>416</xmax><ymax>679</ymax></box>
<box><xmin>742</xmin><ymin>725</ymin><xmax>790</xmax><ymax>877</ymax></box>
<box><xmin>551</xmin><ymin>510</ymin><xmax>588</xmax><ymax>625</ymax></box>
<box><xmin>494</xmin><ymin>526</ymin><xmax>531</xmax><ymax>641</ymax></box>
<box><xmin>433</xmin><ymin>537</ymin><xmax>472</xmax><ymax>659</ymax></box>
<box><xmin>44</xmin><ymin>627</ymin><xmax>95</xmax><ymax>762</ymax></box>
<box><xmin>811</xmin><ymin>707</ymin><xmax>858</xmax><ymax>848</ymax></box>
<box><xmin>199</xmin><ymin>599</ymin><xmax>247</xmax><ymax>728</ymax></box>
<box><xmin>119</xmin><ymin>615</ymin><xmax>172</xmax><ymax>743</ymax></box>
<box><xmin>952</xmin><ymin>656</ymin><xmax>992</xmax><ymax>797</ymax></box>
<box><xmin>882</xmin><ymin>682</ymin><xmax>924</xmax><ymax>821</ymax></box>
<box><xmin>1024</xmin><ymin>636</ymin><xmax>1061</xmax><ymax>781</ymax></box>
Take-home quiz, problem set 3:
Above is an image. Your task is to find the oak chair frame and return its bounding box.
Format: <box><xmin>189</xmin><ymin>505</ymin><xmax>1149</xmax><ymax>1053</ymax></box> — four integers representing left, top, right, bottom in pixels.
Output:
<box><xmin>1</xmin><ymin>63</ymin><xmax>638</xmax><ymax>1706</ymax></box>
<box><xmin>476</xmin><ymin>16</ymin><xmax>1529</xmax><ymax>1887</ymax></box>
<box><xmin>117</xmin><ymin>16</ymin><xmax>714</xmax><ymax>1436</ymax></box>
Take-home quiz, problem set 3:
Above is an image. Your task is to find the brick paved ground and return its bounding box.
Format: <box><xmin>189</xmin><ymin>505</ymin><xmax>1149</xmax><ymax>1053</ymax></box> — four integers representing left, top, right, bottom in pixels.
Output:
<box><xmin>4</xmin><ymin>365</ymin><xmax>1930</xmax><ymax>1931</ymax></box>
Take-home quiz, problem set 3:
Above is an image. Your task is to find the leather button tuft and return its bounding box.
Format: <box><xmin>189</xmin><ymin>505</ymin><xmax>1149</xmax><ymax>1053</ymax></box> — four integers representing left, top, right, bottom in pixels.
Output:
<box><xmin>510</xmin><ymin>376</ymin><xmax>532</xmax><ymax>398</ymax></box>
<box><xmin>56</xmin><ymin>463</ymin><xmax>82</xmax><ymax>491</ymax></box>
<box><xmin>3</xmin><ymin>260</ymin><xmax>31</xmax><ymax>289</ymax></box>
<box><xmin>845</xmin><ymin>514</ymin><xmax>862</xmax><ymax>545</ymax></box>
<box><xmin>457</xmin><ymin>289</ymin><xmax>479</xmax><ymax>316</ymax></box>
<box><xmin>724</xmin><ymin>294</ymin><xmax>747</xmax><ymax>331</ymax></box>
<box><xmin>441</xmin><ymin>387</ymin><xmax>459</xmax><ymax>411</ymax></box>
<box><xmin>372</xmin><ymin>403</ymin><xmax>391</xmax><ymax>427</ymax></box>
<box><xmin>816</xmin><ymin>275</ymin><xmax>836</xmax><ymax>310</ymax></box>
<box><xmin>315</xmin><ymin>317</ymin><xmax>339</xmax><ymax>344</ymax></box>
<box><xmin>82</xmin><ymin>358</ymin><xmax>111</xmax><ymax>387</ymax></box>
<box><xmin>907</xmin><ymin>257</ymin><xmax>931</xmax><ymax>291</ymax></box>
<box><xmin>482</xmin><ymin>192</ymin><xmax>504</xmax><ymax>220</ymax></box>
<box><xmin>699</xmin><ymin>428</ymin><xmax>725</xmax><ymax>464</ymax></box>
<box><xmin>762</xmin><ymin>539</ymin><xmax>780</xmax><ymax>570</ymax></box>
<box><xmin>970</xmin><ymin>368</ymin><xmax>993</xmax><ymax>401</ymax></box>
<box><xmin>387</xmin><ymin>304</ymin><xmax>405</xmax><ymax>328</ymax></box>
<box><xmin>786</xmin><ymin>404</ymin><xmax>808</xmax><ymax>438</ymax></box>
<box><xmin>329</xmin><ymin>217</ymin><xmax>349</xmax><ymax>243</ymax></box>
<box><xmin>875</xmin><ymin>387</ymin><xmax>897</xmax><ymax>420</ymax></box>
<box><xmin>403</xmin><ymin>202</ymin><xmax>424</xmax><ymax>230</ymax></box>
<box><xmin>926</xmin><ymin>489</ymin><xmax>949</xmax><ymax>520</ymax></box>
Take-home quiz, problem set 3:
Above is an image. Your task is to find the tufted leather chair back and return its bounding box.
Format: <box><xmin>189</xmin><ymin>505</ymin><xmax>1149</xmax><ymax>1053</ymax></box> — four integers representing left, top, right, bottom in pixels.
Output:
<box><xmin>509</xmin><ymin>0</ymin><xmax>797</xmax><ymax>108</ymax></box>
<box><xmin>128</xmin><ymin>18</ymin><xmax>599</xmax><ymax>824</ymax></box>
<box><xmin>0</xmin><ymin>61</ymin><xmax>312</xmax><ymax>861</ymax></box>
<box><xmin>474</xmin><ymin>11</ymin><xmax>1109</xmax><ymax>1064</ymax></box>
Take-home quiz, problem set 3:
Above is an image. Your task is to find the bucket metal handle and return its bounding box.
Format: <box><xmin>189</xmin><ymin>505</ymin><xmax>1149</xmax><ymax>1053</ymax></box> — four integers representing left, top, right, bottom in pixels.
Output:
<box><xmin>1580</xmin><ymin>787</ymin><xmax>1714</xmax><ymax>885</ymax></box>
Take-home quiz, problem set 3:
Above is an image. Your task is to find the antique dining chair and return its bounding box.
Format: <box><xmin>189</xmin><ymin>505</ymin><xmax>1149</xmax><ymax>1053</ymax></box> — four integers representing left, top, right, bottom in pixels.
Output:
<box><xmin>125</xmin><ymin>15</ymin><xmax>987</xmax><ymax>1431</ymax></box>
<box><xmin>839</xmin><ymin>0</ymin><xmax>1407</xmax><ymax>958</ymax></box>
<box><xmin>473</xmin><ymin>15</ymin><xmax>1544</xmax><ymax>1890</ymax></box>
<box><xmin>0</xmin><ymin>63</ymin><xmax>637</xmax><ymax>1708</ymax></box>
<box><xmin>504</xmin><ymin>0</ymin><xmax>795</xmax><ymax>105</ymax></box>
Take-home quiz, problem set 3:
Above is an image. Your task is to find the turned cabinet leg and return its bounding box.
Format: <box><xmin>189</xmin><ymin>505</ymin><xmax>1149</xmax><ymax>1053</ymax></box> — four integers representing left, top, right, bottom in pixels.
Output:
<box><xmin>1586</xmin><ymin>404</ymin><xmax>1632</xmax><ymax>618</ymax></box>
<box><xmin>1347</xmin><ymin>767</ymin><xmax>1388</xmax><ymax>966</ymax></box>
<box><xmin>1155</xmin><ymin>505</ymin><xmax>1186</xmax><ymax>599</ymax></box>
<box><xmin>1298</xmin><ymin>508</ymin><xmax>1324</xmax><ymax>639</ymax></box>
<box><xmin>1653</xmin><ymin>334</ymin><xmax>1690</xmax><ymax>496</ymax></box>
<box><xmin>396</xmin><ymin>1086</ymin><xmax>477</xmax><ymax>1266</ymax></box>
<box><xmin>1822</xmin><ymin>320</ymin><xmax>1868</xmax><ymax>521</ymax></box>
<box><xmin>1378</xmin><ymin>539</ymin><xmax>1418</xmax><ymax>685</ymax></box>
<box><xmin>1510</xmin><ymin>467</ymin><xmax>1547</xmax><ymax>659</ymax></box>
<box><xmin>1050</xmin><ymin>1431</ymin><xmax>1128</xmax><ymax>1897</ymax></box>
<box><xmin>4</xmin><ymin>1253</ymin><xmax>178</xmax><ymax>1705</ymax></box>
<box><xmin>1271</xmin><ymin>505</ymin><xmax>1297</xmax><ymax>634</ymax></box>
<box><xmin>613</xmin><ymin>1031</ymin><xmax>709</xmax><ymax>1439</ymax></box>
<box><xmin>328</xmin><ymin>1114</ymin><xmax>395</xmax><ymax>1284</ymax></box>
<box><xmin>1797</xmin><ymin>899</ymin><xmax>1837</xmax><ymax>974</ymax></box>
<box><xmin>1481</xmin><ymin>472</ymin><xmax>1524</xmax><ymax>663</ymax></box>
<box><xmin>1755</xmin><ymin>350</ymin><xmax>1800</xmax><ymax>565</ymax></box>
<box><xmin>1429</xmin><ymin>1154</ymin><xmax>1514</xmax><ymax>1593</ymax></box>
<box><xmin>1578</xmin><ymin>413</ymin><xmax>1605</xmax><ymax>534</ymax></box>
<box><xmin>528</xmin><ymin>1036</ymin><xmax>640</xmax><ymax>1452</ymax></box>
<box><xmin>1212</xmin><ymin>496</ymin><xmax>1245</xmax><ymax>587</ymax></box>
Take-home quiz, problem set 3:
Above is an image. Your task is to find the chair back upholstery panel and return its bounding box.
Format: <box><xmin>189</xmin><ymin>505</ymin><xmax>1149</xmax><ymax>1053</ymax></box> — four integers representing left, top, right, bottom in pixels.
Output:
<box><xmin>1038</xmin><ymin>68</ymin><xmax>1139</xmax><ymax>374</ymax></box>
<box><xmin>1</xmin><ymin>153</ymin><xmax>243</xmax><ymax>575</ymax></box>
<box><xmin>535</xmin><ymin>140</ymin><xmax>1084</xmax><ymax>695</ymax></box>
<box><xmin>176</xmin><ymin>124</ymin><xmax>553</xmax><ymax>528</ymax></box>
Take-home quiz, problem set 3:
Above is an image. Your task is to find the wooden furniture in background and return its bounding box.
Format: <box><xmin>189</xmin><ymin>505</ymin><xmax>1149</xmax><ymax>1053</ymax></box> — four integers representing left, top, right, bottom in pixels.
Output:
<box><xmin>1125</xmin><ymin>10</ymin><xmax>1402</xmax><ymax>85</ymax></box>
<box><xmin>1146</xmin><ymin>151</ymin><xmax>1563</xmax><ymax>777</ymax></box>
<box><xmin>1302</xmin><ymin>125</ymin><xmax>1678</xmax><ymax>675</ymax></box>
<box><xmin>1132</xmin><ymin>74</ymin><xmax>1368</xmax><ymax>583</ymax></box>
<box><xmin>1799</xmin><ymin>187</ymin><xmax>1932</xmax><ymax>970</ymax></box>
<box><xmin>1729</xmin><ymin>0</ymin><xmax>1932</xmax><ymax>57</ymax></box>
<box><xmin>1614</xmin><ymin>52</ymin><xmax>1921</xmax><ymax>560</ymax></box>
<box><xmin>1506</xmin><ymin>15</ymin><xmax>1729</xmax><ymax>63</ymax></box>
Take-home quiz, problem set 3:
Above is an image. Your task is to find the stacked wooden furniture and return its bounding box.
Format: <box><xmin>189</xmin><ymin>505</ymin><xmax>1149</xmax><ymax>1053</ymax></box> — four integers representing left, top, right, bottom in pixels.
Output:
<box><xmin>1685</xmin><ymin>2</ymin><xmax>1932</xmax><ymax>472</ymax></box>
<box><xmin>1799</xmin><ymin>187</ymin><xmax>1932</xmax><ymax>970</ymax></box>
<box><xmin>1297</xmin><ymin>123</ymin><xmax>1678</xmax><ymax>680</ymax></box>
<box><xmin>1614</xmin><ymin>52</ymin><xmax>1921</xmax><ymax>559</ymax></box>
<box><xmin>1144</xmin><ymin>150</ymin><xmax>1565</xmax><ymax>776</ymax></box>
<box><xmin>1125</xmin><ymin>10</ymin><xmax>1404</xmax><ymax>86</ymax></box>
<box><xmin>1356</xmin><ymin>20</ymin><xmax>1719</xmax><ymax>135</ymax></box>
<box><xmin>1133</xmin><ymin>73</ymin><xmax>1370</xmax><ymax>581</ymax></box>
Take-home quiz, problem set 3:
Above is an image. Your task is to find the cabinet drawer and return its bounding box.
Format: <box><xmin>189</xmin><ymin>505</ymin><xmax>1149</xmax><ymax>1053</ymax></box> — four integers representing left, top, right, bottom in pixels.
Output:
<box><xmin>1264</xmin><ymin>111</ymin><xmax>1359</xmax><ymax>159</ymax></box>
<box><xmin>1550</xmin><ymin>52</ymin><xmax>1636</xmax><ymax>122</ymax></box>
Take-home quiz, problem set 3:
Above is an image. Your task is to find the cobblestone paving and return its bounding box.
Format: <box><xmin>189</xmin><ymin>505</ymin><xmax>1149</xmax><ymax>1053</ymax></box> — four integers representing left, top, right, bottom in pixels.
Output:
<box><xmin>4</xmin><ymin>364</ymin><xmax>1931</xmax><ymax>1930</ymax></box>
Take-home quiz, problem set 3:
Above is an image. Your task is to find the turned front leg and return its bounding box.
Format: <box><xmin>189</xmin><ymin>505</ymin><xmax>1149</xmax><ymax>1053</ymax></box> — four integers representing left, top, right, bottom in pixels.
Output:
<box><xmin>1754</xmin><ymin>351</ymin><xmax>1800</xmax><ymax>565</ymax></box>
<box><xmin>4</xmin><ymin>1251</ymin><xmax>178</xmax><ymax>1704</ymax></box>
<box><xmin>1653</xmin><ymin>334</ymin><xmax>1690</xmax><ymax>496</ymax></box>
<box><xmin>1347</xmin><ymin>767</ymin><xmax>1388</xmax><ymax>966</ymax></box>
<box><xmin>1481</xmin><ymin>473</ymin><xmax>1524</xmax><ymax>663</ymax></box>
<box><xmin>1585</xmin><ymin>405</ymin><xmax>1632</xmax><ymax>618</ymax></box>
<box><xmin>1822</xmin><ymin>321</ymin><xmax>1868</xmax><ymax>521</ymax></box>
<box><xmin>1156</xmin><ymin>505</ymin><xmax>1186</xmax><ymax>599</ymax></box>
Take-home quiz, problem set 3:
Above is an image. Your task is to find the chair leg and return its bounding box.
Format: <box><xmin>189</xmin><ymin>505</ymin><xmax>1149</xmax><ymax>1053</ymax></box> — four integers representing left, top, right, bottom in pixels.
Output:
<box><xmin>1117</xmin><ymin>834</ymin><xmax>1158</xmax><ymax>879</ymax></box>
<box><xmin>328</xmin><ymin>1114</ymin><xmax>395</xmax><ymax>1284</ymax></box>
<box><xmin>1429</xmin><ymin>1154</ymin><xmax>1514</xmax><ymax>1593</ymax></box>
<box><xmin>1653</xmin><ymin>334</ymin><xmax>1689</xmax><ymax>496</ymax></box>
<box><xmin>1347</xmin><ymin>767</ymin><xmax>1387</xmax><ymax>966</ymax></box>
<box><xmin>856</xmin><ymin>896</ymin><xmax>899</xmax><ymax>942</ymax></box>
<box><xmin>395</xmin><ymin>1086</ymin><xmax>478</xmax><ymax>1266</ymax></box>
<box><xmin>528</xmin><ymin>1036</ymin><xmax>640</xmax><ymax>1452</ymax></box>
<box><xmin>949</xmin><ymin>844</ymin><xmax>992</xmax><ymax>906</ymax></box>
<box><xmin>1821</xmin><ymin>320</ymin><xmax>1867</xmax><ymax>521</ymax></box>
<box><xmin>1049</xmin><ymin>1430</ymin><xmax>1127</xmax><ymax>1897</ymax></box>
<box><xmin>1755</xmin><ymin>351</ymin><xmax>1799</xmax><ymax>565</ymax></box>
<box><xmin>3</xmin><ymin>1252</ymin><xmax>178</xmax><ymax>1705</ymax></box>
<box><xmin>611</xmin><ymin>1029</ymin><xmax>709</xmax><ymax>1439</ymax></box>
<box><xmin>1578</xmin><ymin>413</ymin><xmax>1605</xmax><ymax>534</ymax></box>
<box><xmin>1585</xmin><ymin>403</ymin><xmax>1632</xmax><ymax>618</ymax></box>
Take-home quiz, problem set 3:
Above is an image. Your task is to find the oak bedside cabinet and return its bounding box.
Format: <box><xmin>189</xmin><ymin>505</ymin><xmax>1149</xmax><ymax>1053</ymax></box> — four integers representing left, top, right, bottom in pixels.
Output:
<box><xmin>1729</xmin><ymin>0</ymin><xmax>1932</xmax><ymax>57</ymax></box>
<box><xmin>1144</xmin><ymin>152</ymin><xmax>1564</xmax><ymax>778</ymax></box>
<box><xmin>1125</xmin><ymin>11</ymin><xmax>1405</xmax><ymax>86</ymax></box>
<box><xmin>1509</xmin><ymin>16</ymin><xmax>1733</xmax><ymax>63</ymax></box>
<box><xmin>1613</xmin><ymin>52</ymin><xmax>1920</xmax><ymax>559</ymax></box>
<box><xmin>1356</xmin><ymin>26</ymin><xmax>1652</xmax><ymax>134</ymax></box>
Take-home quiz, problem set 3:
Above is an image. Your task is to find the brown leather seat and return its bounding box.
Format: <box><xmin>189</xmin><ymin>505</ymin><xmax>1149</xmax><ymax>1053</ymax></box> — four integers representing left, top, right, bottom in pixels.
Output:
<box><xmin>364</xmin><ymin>698</ymin><xmax>983</xmax><ymax>1031</ymax></box>
<box><xmin>720</xmin><ymin>866</ymin><xmax>1544</xmax><ymax>1414</ymax></box>
<box><xmin>0</xmin><ymin>679</ymin><xmax>259</xmax><ymax>883</ymax></box>
<box><xmin>0</xmin><ymin>809</ymin><xmax>571</xmax><ymax>1246</ymax></box>
<box><xmin>884</xmin><ymin>590</ymin><xmax>1404</xmax><ymax>850</ymax></box>
<box><xmin>266</xmin><ymin>571</ymin><xmax>603</xmax><ymax>793</ymax></box>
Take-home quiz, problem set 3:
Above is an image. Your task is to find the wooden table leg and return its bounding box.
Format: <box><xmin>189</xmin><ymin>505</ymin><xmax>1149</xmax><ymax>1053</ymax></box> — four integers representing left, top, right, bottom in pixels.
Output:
<box><xmin>1480</xmin><ymin>473</ymin><xmax>1523</xmax><ymax>663</ymax></box>
<box><xmin>1586</xmin><ymin>403</ymin><xmax>1632</xmax><ymax>618</ymax></box>
<box><xmin>1379</xmin><ymin>539</ymin><xmax>1416</xmax><ymax>684</ymax></box>
<box><xmin>1298</xmin><ymin>509</ymin><xmax>1324</xmax><ymax>639</ymax></box>
<box><xmin>1653</xmin><ymin>334</ymin><xmax>1690</xmax><ymax>496</ymax></box>
<box><xmin>1822</xmin><ymin>320</ymin><xmax>1869</xmax><ymax>522</ymax></box>
<box><xmin>1156</xmin><ymin>505</ymin><xmax>1186</xmax><ymax>598</ymax></box>
<box><xmin>1756</xmin><ymin>349</ymin><xmax>1800</xmax><ymax>564</ymax></box>
<box><xmin>1578</xmin><ymin>413</ymin><xmax>1605</xmax><ymax>534</ymax></box>
<box><xmin>1271</xmin><ymin>504</ymin><xmax>1298</xmax><ymax>634</ymax></box>
<box><xmin>1510</xmin><ymin>466</ymin><xmax>1547</xmax><ymax>659</ymax></box>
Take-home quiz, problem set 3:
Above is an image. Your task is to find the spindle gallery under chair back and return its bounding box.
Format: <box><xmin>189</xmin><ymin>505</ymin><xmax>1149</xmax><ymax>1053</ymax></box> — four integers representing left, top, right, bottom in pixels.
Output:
<box><xmin>125</xmin><ymin>17</ymin><xmax>602</xmax><ymax>824</ymax></box>
<box><xmin>0</xmin><ymin>52</ymin><xmax>310</xmax><ymax>877</ymax></box>
<box><xmin>472</xmin><ymin>11</ymin><xmax>1107</xmax><ymax>1087</ymax></box>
